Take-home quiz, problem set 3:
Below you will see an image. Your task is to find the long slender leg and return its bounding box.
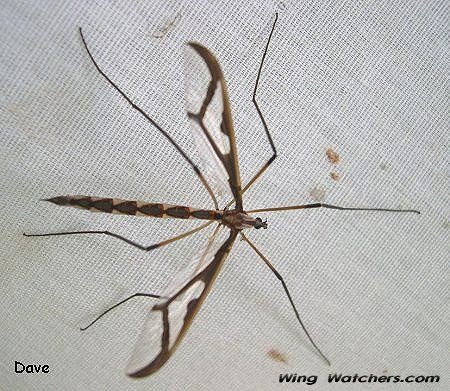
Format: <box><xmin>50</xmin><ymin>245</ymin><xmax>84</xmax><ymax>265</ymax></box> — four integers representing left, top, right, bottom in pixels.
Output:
<box><xmin>80</xmin><ymin>293</ymin><xmax>161</xmax><ymax>331</ymax></box>
<box><xmin>78</xmin><ymin>28</ymin><xmax>218</xmax><ymax>210</ymax></box>
<box><xmin>240</xmin><ymin>232</ymin><xmax>331</xmax><ymax>366</ymax></box>
<box><xmin>246</xmin><ymin>203</ymin><xmax>420</xmax><ymax>214</ymax></box>
<box><xmin>241</xmin><ymin>12</ymin><xmax>279</xmax><ymax>197</ymax></box>
<box><xmin>23</xmin><ymin>220</ymin><xmax>214</xmax><ymax>251</ymax></box>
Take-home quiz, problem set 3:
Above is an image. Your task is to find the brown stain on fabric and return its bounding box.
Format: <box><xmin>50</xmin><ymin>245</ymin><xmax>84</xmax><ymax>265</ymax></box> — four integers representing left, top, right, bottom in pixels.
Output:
<box><xmin>330</xmin><ymin>172</ymin><xmax>340</xmax><ymax>181</ymax></box>
<box><xmin>326</xmin><ymin>148</ymin><xmax>341</xmax><ymax>181</ymax></box>
<box><xmin>152</xmin><ymin>13</ymin><xmax>181</xmax><ymax>38</ymax></box>
<box><xmin>326</xmin><ymin>148</ymin><xmax>340</xmax><ymax>164</ymax></box>
<box><xmin>268</xmin><ymin>349</ymin><xmax>288</xmax><ymax>364</ymax></box>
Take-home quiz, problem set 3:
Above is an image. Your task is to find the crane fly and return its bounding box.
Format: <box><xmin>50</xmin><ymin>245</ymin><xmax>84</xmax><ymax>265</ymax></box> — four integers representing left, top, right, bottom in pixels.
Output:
<box><xmin>24</xmin><ymin>13</ymin><xmax>420</xmax><ymax>377</ymax></box>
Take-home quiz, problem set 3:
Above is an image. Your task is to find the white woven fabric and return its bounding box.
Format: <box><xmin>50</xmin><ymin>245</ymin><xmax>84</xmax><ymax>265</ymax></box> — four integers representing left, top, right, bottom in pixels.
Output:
<box><xmin>1</xmin><ymin>1</ymin><xmax>448</xmax><ymax>390</ymax></box>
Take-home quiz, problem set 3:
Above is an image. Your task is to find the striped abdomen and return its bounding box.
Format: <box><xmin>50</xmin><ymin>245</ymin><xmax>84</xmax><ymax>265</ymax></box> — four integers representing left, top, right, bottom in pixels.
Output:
<box><xmin>45</xmin><ymin>196</ymin><xmax>223</xmax><ymax>221</ymax></box>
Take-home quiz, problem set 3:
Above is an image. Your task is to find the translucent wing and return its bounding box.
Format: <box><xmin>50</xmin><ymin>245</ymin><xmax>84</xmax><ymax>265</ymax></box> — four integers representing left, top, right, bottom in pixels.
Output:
<box><xmin>125</xmin><ymin>226</ymin><xmax>238</xmax><ymax>377</ymax></box>
<box><xmin>184</xmin><ymin>43</ymin><xmax>243</xmax><ymax>210</ymax></box>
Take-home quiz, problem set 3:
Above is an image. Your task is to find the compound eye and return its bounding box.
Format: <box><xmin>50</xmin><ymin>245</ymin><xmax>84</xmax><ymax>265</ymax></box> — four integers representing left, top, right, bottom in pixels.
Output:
<box><xmin>254</xmin><ymin>217</ymin><xmax>264</xmax><ymax>229</ymax></box>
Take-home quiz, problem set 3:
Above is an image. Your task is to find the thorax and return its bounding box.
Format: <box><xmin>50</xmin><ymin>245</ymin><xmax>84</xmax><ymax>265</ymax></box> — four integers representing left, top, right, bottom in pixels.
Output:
<box><xmin>221</xmin><ymin>209</ymin><xmax>257</xmax><ymax>230</ymax></box>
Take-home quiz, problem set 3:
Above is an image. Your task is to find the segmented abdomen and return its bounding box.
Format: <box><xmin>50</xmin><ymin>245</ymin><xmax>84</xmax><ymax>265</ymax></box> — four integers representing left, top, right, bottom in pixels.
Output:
<box><xmin>45</xmin><ymin>196</ymin><xmax>222</xmax><ymax>220</ymax></box>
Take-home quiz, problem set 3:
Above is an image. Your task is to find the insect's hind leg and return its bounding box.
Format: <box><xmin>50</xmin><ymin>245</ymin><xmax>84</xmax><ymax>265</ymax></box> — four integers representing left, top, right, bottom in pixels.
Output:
<box><xmin>242</xmin><ymin>12</ymin><xmax>279</xmax><ymax>196</ymax></box>
<box><xmin>81</xmin><ymin>293</ymin><xmax>162</xmax><ymax>331</ymax></box>
<box><xmin>78</xmin><ymin>28</ymin><xmax>219</xmax><ymax>210</ymax></box>
<box><xmin>23</xmin><ymin>220</ymin><xmax>213</xmax><ymax>252</ymax></box>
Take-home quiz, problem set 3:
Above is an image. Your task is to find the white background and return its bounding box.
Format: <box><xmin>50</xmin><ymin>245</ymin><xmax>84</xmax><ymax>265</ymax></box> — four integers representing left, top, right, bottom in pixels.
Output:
<box><xmin>1</xmin><ymin>1</ymin><xmax>448</xmax><ymax>390</ymax></box>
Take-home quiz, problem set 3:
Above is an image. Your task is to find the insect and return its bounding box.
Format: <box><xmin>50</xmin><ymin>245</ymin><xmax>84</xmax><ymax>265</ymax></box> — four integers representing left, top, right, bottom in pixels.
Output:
<box><xmin>24</xmin><ymin>13</ymin><xmax>419</xmax><ymax>377</ymax></box>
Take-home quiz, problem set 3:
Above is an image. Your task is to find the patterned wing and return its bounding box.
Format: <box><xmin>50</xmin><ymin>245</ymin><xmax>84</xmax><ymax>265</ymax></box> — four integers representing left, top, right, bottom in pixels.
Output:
<box><xmin>184</xmin><ymin>42</ymin><xmax>243</xmax><ymax>210</ymax></box>
<box><xmin>125</xmin><ymin>227</ymin><xmax>237</xmax><ymax>377</ymax></box>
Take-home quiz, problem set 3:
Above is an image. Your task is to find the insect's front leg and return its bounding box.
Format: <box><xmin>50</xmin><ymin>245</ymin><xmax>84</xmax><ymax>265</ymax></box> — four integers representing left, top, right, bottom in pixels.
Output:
<box><xmin>242</xmin><ymin>12</ymin><xmax>279</xmax><ymax>196</ymax></box>
<box><xmin>240</xmin><ymin>231</ymin><xmax>331</xmax><ymax>366</ymax></box>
